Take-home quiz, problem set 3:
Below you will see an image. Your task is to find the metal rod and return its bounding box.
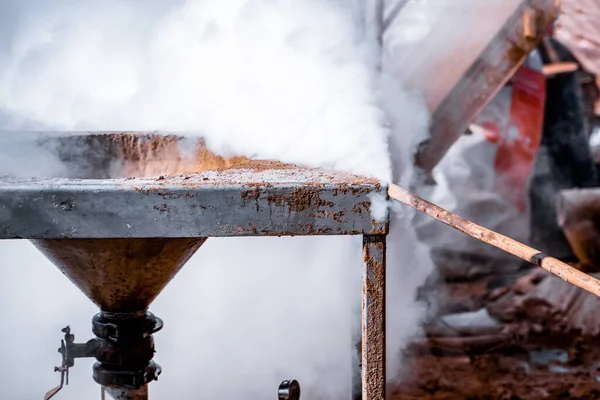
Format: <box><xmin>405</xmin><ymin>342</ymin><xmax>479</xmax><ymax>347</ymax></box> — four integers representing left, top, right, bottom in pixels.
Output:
<box><xmin>353</xmin><ymin>4</ymin><xmax>386</xmax><ymax>398</ymax></box>
<box><xmin>382</xmin><ymin>0</ymin><xmax>410</xmax><ymax>32</ymax></box>
<box><xmin>103</xmin><ymin>386</ymin><xmax>148</xmax><ymax>400</ymax></box>
<box><xmin>412</xmin><ymin>0</ymin><xmax>561</xmax><ymax>173</ymax></box>
<box><xmin>361</xmin><ymin>235</ymin><xmax>386</xmax><ymax>400</ymax></box>
<box><xmin>364</xmin><ymin>0</ymin><xmax>385</xmax><ymax>51</ymax></box>
<box><xmin>388</xmin><ymin>183</ymin><xmax>600</xmax><ymax>298</ymax></box>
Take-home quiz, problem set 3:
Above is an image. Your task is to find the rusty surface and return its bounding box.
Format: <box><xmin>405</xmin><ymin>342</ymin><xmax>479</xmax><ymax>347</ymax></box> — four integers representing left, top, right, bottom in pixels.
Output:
<box><xmin>44</xmin><ymin>132</ymin><xmax>249</xmax><ymax>179</ymax></box>
<box><xmin>268</xmin><ymin>188</ymin><xmax>335</xmax><ymax>213</ymax></box>
<box><xmin>362</xmin><ymin>235</ymin><xmax>386</xmax><ymax>400</ymax></box>
<box><xmin>0</xmin><ymin>170</ymin><xmax>386</xmax><ymax>238</ymax></box>
<box><xmin>127</xmin><ymin>166</ymin><xmax>382</xmax><ymax>190</ymax></box>
<box><xmin>30</xmin><ymin>238</ymin><xmax>206</xmax><ymax>313</ymax></box>
<box><xmin>104</xmin><ymin>386</ymin><xmax>148</xmax><ymax>400</ymax></box>
<box><xmin>389</xmin><ymin>183</ymin><xmax>600</xmax><ymax>299</ymax></box>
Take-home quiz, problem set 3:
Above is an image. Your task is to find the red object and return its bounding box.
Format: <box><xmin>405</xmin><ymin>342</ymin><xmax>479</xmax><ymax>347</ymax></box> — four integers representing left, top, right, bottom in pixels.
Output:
<box><xmin>476</xmin><ymin>66</ymin><xmax>547</xmax><ymax>212</ymax></box>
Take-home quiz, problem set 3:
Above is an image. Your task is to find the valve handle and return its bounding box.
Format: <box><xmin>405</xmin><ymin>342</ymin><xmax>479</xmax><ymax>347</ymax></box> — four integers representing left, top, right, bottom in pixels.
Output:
<box><xmin>43</xmin><ymin>327</ymin><xmax>73</xmax><ymax>400</ymax></box>
<box><xmin>44</xmin><ymin>366</ymin><xmax>67</xmax><ymax>400</ymax></box>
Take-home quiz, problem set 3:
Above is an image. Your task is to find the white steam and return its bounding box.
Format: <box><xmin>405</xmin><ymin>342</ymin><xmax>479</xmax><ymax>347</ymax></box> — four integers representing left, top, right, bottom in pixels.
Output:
<box><xmin>0</xmin><ymin>0</ymin><xmax>433</xmax><ymax>399</ymax></box>
<box><xmin>0</xmin><ymin>0</ymin><xmax>391</xmax><ymax>181</ymax></box>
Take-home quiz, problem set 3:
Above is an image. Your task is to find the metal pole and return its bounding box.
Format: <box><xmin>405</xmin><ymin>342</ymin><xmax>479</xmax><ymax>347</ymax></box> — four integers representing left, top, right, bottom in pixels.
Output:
<box><xmin>104</xmin><ymin>386</ymin><xmax>149</xmax><ymax>400</ymax></box>
<box><xmin>352</xmin><ymin>3</ymin><xmax>386</xmax><ymax>399</ymax></box>
<box><xmin>382</xmin><ymin>0</ymin><xmax>410</xmax><ymax>32</ymax></box>
<box><xmin>364</xmin><ymin>0</ymin><xmax>385</xmax><ymax>50</ymax></box>
<box><xmin>361</xmin><ymin>235</ymin><xmax>386</xmax><ymax>400</ymax></box>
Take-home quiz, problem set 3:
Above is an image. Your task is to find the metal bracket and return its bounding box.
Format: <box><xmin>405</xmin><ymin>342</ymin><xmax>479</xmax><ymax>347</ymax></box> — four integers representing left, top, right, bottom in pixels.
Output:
<box><xmin>44</xmin><ymin>326</ymin><xmax>97</xmax><ymax>400</ymax></box>
<box><xmin>44</xmin><ymin>327</ymin><xmax>73</xmax><ymax>400</ymax></box>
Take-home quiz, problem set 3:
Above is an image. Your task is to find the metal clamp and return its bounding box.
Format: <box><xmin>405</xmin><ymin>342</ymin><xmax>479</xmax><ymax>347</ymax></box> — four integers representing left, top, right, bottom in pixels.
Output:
<box><xmin>92</xmin><ymin>312</ymin><xmax>163</xmax><ymax>342</ymax></box>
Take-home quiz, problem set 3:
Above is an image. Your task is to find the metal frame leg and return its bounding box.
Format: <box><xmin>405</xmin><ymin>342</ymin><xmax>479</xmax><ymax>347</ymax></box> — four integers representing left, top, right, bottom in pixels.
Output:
<box><xmin>360</xmin><ymin>235</ymin><xmax>386</xmax><ymax>399</ymax></box>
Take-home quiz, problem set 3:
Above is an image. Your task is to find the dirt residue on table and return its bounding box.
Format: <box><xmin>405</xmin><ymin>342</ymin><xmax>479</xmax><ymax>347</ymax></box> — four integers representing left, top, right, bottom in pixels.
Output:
<box><xmin>49</xmin><ymin>132</ymin><xmax>250</xmax><ymax>179</ymax></box>
<box><xmin>54</xmin><ymin>132</ymin><xmax>383</xmax><ymax>188</ymax></box>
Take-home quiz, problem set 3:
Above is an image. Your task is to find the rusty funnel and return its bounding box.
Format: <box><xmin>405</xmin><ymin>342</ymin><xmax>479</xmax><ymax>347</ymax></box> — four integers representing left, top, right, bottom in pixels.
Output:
<box><xmin>29</xmin><ymin>132</ymin><xmax>248</xmax><ymax>310</ymax></box>
<box><xmin>31</xmin><ymin>237</ymin><xmax>206</xmax><ymax>313</ymax></box>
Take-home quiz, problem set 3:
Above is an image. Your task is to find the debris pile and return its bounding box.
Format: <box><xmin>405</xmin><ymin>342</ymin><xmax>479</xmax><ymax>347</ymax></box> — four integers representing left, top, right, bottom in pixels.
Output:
<box><xmin>392</xmin><ymin>267</ymin><xmax>600</xmax><ymax>399</ymax></box>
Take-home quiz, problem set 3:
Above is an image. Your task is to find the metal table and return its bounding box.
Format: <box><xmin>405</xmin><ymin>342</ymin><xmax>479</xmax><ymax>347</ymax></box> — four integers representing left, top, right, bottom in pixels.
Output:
<box><xmin>0</xmin><ymin>161</ymin><xmax>389</xmax><ymax>400</ymax></box>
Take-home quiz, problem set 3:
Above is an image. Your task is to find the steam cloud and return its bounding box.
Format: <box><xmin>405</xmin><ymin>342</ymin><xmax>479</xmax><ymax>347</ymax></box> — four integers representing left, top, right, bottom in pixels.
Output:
<box><xmin>0</xmin><ymin>0</ymin><xmax>433</xmax><ymax>398</ymax></box>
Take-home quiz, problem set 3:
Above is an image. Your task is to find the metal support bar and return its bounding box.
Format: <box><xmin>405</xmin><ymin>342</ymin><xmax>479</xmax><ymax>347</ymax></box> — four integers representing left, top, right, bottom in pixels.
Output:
<box><xmin>382</xmin><ymin>0</ymin><xmax>410</xmax><ymax>33</ymax></box>
<box><xmin>0</xmin><ymin>169</ymin><xmax>387</xmax><ymax>239</ymax></box>
<box><xmin>361</xmin><ymin>235</ymin><xmax>386</xmax><ymax>400</ymax></box>
<box><xmin>413</xmin><ymin>0</ymin><xmax>560</xmax><ymax>173</ymax></box>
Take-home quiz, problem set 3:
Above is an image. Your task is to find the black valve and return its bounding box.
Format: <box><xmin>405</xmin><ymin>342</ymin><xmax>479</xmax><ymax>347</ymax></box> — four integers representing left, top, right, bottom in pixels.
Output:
<box><xmin>278</xmin><ymin>380</ymin><xmax>300</xmax><ymax>400</ymax></box>
<box><xmin>44</xmin><ymin>312</ymin><xmax>163</xmax><ymax>399</ymax></box>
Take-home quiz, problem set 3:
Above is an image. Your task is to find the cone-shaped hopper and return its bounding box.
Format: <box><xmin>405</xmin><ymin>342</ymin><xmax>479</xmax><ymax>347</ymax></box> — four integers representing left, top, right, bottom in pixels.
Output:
<box><xmin>26</xmin><ymin>132</ymin><xmax>245</xmax><ymax>312</ymax></box>
<box><xmin>31</xmin><ymin>238</ymin><xmax>206</xmax><ymax>313</ymax></box>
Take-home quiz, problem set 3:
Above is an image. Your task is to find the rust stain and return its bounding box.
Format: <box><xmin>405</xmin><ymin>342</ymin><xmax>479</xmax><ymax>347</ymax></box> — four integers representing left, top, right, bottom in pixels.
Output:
<box><xmin>248</xmin><ymin>222</ymin><xmax>259</xmax><ymax>234</ymax></box>
<box><xmin>369</xmin><ymin>219</ymin><xmax>388</xmax><ymax>236</ymax></box>
<box><xmin>317</xmin><ymin>209</ymin><xmax>347</xmax><ymax>223</ymax></box>
<box><xmin>268</xmin><ymin>187</ymin><xmax>333</xmax><ymax>213</ymax></box>
<box><xmin>353</xmin><ymin>201</ymin><xmax>371</xmax><ymax>216</ymax></box>
<box><xmin>241</xmin><ymin>187</ymin><xmax>261</xmax><ymax>202</ymax></box>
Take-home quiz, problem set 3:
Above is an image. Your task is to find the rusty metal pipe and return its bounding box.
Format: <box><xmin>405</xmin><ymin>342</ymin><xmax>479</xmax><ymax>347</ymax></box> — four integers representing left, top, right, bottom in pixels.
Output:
<box><xmin>389</xmin><ymin>183</ymin><xmax>600</xmax><ymax>298</ymax></box>
<box><xmin>361</xmin><ymin>235</ymin><xmax>386</xmax><ymax>400</ymax></box>
<box><xmin>103</xmin><ymin>386</ymin><xmax>148</xmax><ymax>400</ymax></box>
